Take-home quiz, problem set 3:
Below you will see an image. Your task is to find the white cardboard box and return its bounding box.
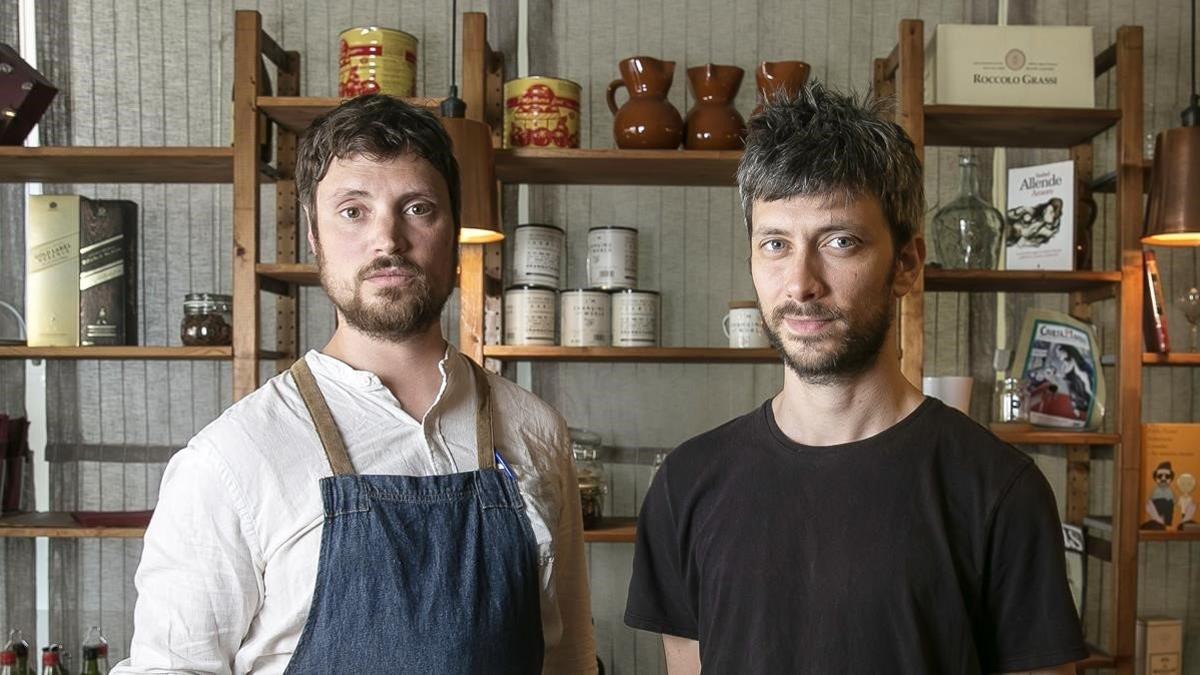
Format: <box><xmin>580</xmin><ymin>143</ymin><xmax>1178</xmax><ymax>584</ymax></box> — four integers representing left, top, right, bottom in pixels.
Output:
<box><xmin>26</xmin><ymin>195</ymin><xmax>80</xmax><ymax>347</ymax></box>
<box><xmin>1136</xmin><ymin>616</ymin><xmax>1182</xmax><ymax>675</ymax></box>
<box><xmin>924</xmin><ymin>24</ymin><xmax>1096</xmax><ymax>108</ymax></box>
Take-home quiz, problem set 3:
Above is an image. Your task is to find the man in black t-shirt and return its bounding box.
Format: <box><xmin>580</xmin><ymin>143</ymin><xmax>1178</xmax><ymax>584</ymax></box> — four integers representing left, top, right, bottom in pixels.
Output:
<box><xmin>623</xmin><ymin>84</ymin><xmax>1087</xmax><ymax>675</ymax></box>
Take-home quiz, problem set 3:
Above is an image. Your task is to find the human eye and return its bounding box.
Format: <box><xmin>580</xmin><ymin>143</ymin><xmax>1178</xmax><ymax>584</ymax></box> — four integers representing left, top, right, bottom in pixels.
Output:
<box><xmin>759</xmin><ymin>238</ymin><xmax>788</xmax><ymax>255</ymax></box>
<box><xmin>338</xmin><ymin>205</ymin><xmax>365</xmax><ymax>221</ymax></box>
<box><xmin>405</xmin><ymin>201</ymin><xmax>435</xmax><ymax>217</ymax></box>
<box><xmin>826</xmin><ymin>235</ymin><xmax>859</xmax><ymax>251</ymax></box>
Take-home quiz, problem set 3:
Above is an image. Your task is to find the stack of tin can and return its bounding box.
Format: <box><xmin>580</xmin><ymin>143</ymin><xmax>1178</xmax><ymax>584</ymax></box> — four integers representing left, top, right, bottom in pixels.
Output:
<box><xmin>338</xmin><ymin>26</ymin><xmax>419</xmax><ymax>98</ymax></box>
<box><xmin>503</xmin><ymin>224</ymin><xmax>660</xmax><ymax>348</ymax></box>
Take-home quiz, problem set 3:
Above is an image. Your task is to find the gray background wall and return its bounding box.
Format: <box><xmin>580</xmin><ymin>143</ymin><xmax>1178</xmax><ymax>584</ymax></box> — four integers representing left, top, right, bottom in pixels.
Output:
<box><xmin>0</xmin><ymin>0</ymin><xmax>1197</xmax><ymax>672</ymax></box>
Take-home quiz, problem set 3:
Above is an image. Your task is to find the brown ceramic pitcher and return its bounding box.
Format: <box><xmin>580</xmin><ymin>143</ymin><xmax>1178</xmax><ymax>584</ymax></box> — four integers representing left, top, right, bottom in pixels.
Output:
<box><xmin>753</xmin><ymin>60</ymin><xmax>811</xmax><ymax>116</ymax></box>
<box><xmin>685</xmin><ymin>64</ymin><xmax>745</xmax><ymax>150</ymax></box>
<box><xmin>606</xmin><ymin>56</ymin><xmax>685</xmax><ymax>149</ymax></box>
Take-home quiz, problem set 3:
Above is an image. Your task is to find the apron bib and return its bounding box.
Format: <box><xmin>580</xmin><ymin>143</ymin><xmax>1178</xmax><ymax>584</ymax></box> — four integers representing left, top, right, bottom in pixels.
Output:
<box><xmin>282</xmin><ymin>357</ymin><xmax>544</xmax><ymax>674</ymax></box>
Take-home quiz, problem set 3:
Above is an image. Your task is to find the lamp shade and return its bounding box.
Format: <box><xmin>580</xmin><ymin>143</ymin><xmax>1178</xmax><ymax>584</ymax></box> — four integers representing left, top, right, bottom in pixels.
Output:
<box><xmin>1142</xmin><ymin>126</ymin><xmax>1200</xmax><ymax>246</ymax></box>
<box><xmin>441</xmin><ymin>116</ymin><xmax>503</xmax><ymax>244</ymax></box>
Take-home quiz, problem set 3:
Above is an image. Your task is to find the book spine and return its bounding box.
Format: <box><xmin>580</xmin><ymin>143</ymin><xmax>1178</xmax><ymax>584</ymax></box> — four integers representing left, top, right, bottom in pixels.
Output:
<box><xmin>1144</xmin><ymin>250</ymin><xmax>1170</xmax><ymax>353</ymax></box>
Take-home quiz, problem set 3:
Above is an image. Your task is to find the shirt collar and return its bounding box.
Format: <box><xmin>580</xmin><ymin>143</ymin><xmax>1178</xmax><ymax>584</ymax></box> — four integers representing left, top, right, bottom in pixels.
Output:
<box><xmin>303</xmin><ymin>343</ymin><xmax>463</xmax><ymax>422</ymax></box>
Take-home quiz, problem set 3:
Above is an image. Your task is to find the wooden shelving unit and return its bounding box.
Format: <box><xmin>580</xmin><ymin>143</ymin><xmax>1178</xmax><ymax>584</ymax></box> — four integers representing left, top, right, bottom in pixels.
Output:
<box><xmin>258</xmin><ymin>96</ymin><xmax>444</xmax><ymax>134</ymax></box>
<box><xmin>924</xmin><ymin>269</ymin><xmax>1121</xmax><ymax>294</ymax></box>
<box><xmin>922</xmin><ymin>105</ymin><xmax>1121</xmax><ymax>148</ymax></box>
<box><xmin>1142</xmin><ymin>352</ymin><xmax>1200</xmax><ymax>366</ymax></box>
<box><xmin>1138</xmin><ymin>529</ymin><xmax>1200</xmax><ymax>542</ymax></box>
<box><xmin>1088</xmin><ymin>161</ymin><xmax>1151</xmax><ymax>194</ymax></box>
<box><xmin>994</xmin><ymin>430</ymin><xmax>1121</xmax><ymax>446</ymax></box>
<box><xmin>495</xmin><ymin>148</ymin><xmax>742</xmax><ymax>186</ymax></box>
<box><xmin>257</xmin><ymin>262</ymin><xmax>319</xmax><ymax>286</ymax></box>
<box><xmin>0</xmin><ymin>512</ymin><xmax>148</xmax><ymax>539</ymax></box>
<box><xmin>483</xmin><ymin>346</ymin><xmax>779</xmax><ymax>363</ymax></box>
<box><xmin>583</xmin><ymin>517</ymin><xmax>636</xmax><ymax>543</ymax></box>
<box><xmin>0</xmin><ymin>146</ymin><xmax>236</xmax><ymax>183</ymax></box>
<box><xmin>874</xmin><ymin>20</ymin><xmax>1144</xmax><ymax>673</ymax></box>
<box><xmin>0</xmin><ymin>346</ymin><xmax>237</xmax><ymax>360</ymax></box>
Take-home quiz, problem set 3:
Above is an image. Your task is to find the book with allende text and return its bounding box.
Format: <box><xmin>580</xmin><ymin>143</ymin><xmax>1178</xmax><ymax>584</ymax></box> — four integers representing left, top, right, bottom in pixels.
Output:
<box><xmin>1005</xmin><ymin>160</ymin><xmax>1074</xmax><ymax>271</ymax></box>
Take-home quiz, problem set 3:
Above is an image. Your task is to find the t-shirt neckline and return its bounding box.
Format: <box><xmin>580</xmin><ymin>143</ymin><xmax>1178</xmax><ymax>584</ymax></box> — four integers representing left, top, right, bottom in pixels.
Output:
<box><xmin>762</xmin><ymin>394</ymin><xmax>940</xmax><ymax>455</ymax></box>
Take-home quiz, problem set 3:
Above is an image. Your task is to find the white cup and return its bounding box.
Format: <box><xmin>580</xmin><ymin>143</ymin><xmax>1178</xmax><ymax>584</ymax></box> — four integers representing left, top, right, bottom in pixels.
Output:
<box><xmin>722</xmin><ymin>303</ymin><xmax>770</xmax><ymax>349</ymax></box>
<box><xmin>922</xmin><ymin>376</ymin><xmax>973</xmax><ymax>414</ymax></box>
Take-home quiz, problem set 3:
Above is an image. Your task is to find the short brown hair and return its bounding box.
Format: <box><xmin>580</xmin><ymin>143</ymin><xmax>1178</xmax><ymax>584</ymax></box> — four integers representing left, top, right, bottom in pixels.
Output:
<box><xmin>737</xmin><ymin>82</ymin><xmax>924</xmax><ymax>247</ymax></box>
<box><xmin>295</xmin><ymin>95</ymin><xmax>461</xmax><ymax>235</ymax></box>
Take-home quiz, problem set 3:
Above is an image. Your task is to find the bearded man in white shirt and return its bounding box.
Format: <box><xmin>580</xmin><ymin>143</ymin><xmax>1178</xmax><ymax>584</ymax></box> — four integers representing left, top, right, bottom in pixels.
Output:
<box><xmin>114</xmin><ymin>96</ymin><xmax>597</xmax><ymax>674</ymax></box>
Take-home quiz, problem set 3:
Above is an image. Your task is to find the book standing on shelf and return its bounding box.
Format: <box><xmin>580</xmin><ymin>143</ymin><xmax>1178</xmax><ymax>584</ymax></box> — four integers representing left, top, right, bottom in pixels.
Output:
<box><xmin>1143</xmin><ymin>250</ymin><xmax>1170</xmax><ymax>353</ymax></box>
<box><xmin>1139</xmin><ymin>424</ymin><xmax>1200</xmax><ymax>533</ymax></box>
<box><xmin>1011</xmin><ymin>309</ymin><xmax>1106</xmax><ymax>430</ymax></box>
<box><xmin>1005</xmin><ymin>160</ymin><xmax>1074</xmax><ymax>271</ymax></box>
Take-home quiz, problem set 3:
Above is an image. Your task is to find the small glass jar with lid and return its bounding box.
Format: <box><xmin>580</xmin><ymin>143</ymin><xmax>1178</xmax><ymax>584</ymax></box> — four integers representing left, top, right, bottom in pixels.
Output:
<box><xmin>181</xmin><ymin>293</ymin><xmax>233</xmax><ymax>346</ymax></box>
<box><xmin>569</xmin><ymin>428</ymin><xmax>608</xmax><ymax>529</ymax></box>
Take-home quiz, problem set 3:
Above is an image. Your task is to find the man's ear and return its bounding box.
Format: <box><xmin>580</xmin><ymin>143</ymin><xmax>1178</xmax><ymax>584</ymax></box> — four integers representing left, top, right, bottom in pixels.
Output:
<box><xmin>892</xmin><ymin>236</ymin><xmax>926</xmax><ymax>298</ymax></box>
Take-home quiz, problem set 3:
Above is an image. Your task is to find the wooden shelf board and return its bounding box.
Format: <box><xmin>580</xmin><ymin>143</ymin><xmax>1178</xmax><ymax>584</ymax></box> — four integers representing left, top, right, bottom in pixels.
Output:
<box><xmin>257</xmin><ymin>262</ymin><xmax>319</xmax><ymax>286</ymax></box>
<box><xmin>1143</xmin><ymin>352</ymin><xmax>1200</xmax><ymax>366</ymax></box>
<box><xmin>0</xmin><ymin>346</ymin><xmax>233</xmax><ymax>360</ymax></box>
<box><xmin>258</xmin><ymin>96</ymin><xmax>444</xmax><ymax>133</ymax></box>
<box><xmin>924</xmin><ymin>268</ymin><xmax>1121</xmax><ymax>293</ymax></box>
<box><xmin>483</xmin><ymin>346</ymin><xmax>780</xmax><ymax>363</ymax></box>
<box><xmin>924</xmin><ymin>105</ymin><xmax>1121</xmax><ymax>148</ymax></box>
<box><xmin>583</xmin><ymin>517</ymin><xmax>636</xmax><ymax>543</ymax></box>
<box><xmin>993</xmin><ymin>429</ymin><xmax>1120</xmax><ymax>446</ymax></box>
<box><xmin>495</xmin><ymin>148</ymin><xmax>742</xmax><ymax>186</ymax></box>
<box><xmin>1087</xmin><ymin>162</ymin><xmax>1151</xmax><ymax>194</ymax></box>
<box><xmin>0</xmin><ymin>146</ymin><xmax>235</xmax><ymax>183</ymax></box>
<box><xmin>1138</xmin><ymin>529</ymin><xmax>1200</xmax><ymax>542</ymax></box>
<box><xmin>0</xmin><ymin>512</ymin><xmax>147</xmax><ymax>538</ymax></box>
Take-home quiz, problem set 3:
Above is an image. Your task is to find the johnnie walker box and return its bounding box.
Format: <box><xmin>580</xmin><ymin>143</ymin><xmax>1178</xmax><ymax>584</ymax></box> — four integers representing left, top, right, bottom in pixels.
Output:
<box><xmin>26</xmin><ymin>195</ymin><xmax>137</xmax><ymax>346</ymax></box>
<box><xmin>924</xmin><ymin>24</ymin><xmax>1096</xmax><ymax>108</ymax></box>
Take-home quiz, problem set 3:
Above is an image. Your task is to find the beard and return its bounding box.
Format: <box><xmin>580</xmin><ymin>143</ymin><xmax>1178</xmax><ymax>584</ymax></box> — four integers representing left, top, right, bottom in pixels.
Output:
<box><xmin>317</xmin><ymin>251</ymin><xmax>450</xmax><ymax>342</ymax></box>
<box><xmin>763</xmin><ymin>279</ymin><xmax>894</xmax><ymax>386</ymax></box>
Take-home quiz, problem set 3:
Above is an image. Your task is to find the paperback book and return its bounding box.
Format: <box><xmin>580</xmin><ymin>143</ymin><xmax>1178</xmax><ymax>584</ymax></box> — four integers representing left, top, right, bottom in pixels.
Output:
<box><xmin>1011</xmin><ymin>309</ymin><xmax>1105</xmax><ymax>430</ymax></box>
<box><xmin>1005</xmin><ymin>160</ymin><xmax>1074</xmax><ymax>271</ymax></box>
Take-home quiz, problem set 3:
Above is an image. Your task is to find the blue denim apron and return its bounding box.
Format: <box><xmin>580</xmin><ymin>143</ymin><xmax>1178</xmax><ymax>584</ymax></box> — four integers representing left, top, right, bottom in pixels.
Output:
<box><xmin>282</xmin><ymin>357</ymin><xmax>544</xmax><ymax>674</ymax></box>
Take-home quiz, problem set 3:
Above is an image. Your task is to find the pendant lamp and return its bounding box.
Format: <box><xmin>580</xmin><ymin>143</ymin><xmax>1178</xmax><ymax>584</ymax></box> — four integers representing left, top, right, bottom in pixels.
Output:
<box><xmin>441</xmin><ymin>2</ymin><xmax>503</xmax><ymax>244</ymax></box>
<box><xmin>1142</xmin><ymin>0</ymin><xmax>1200</xmax><ymax>246</ymax></box>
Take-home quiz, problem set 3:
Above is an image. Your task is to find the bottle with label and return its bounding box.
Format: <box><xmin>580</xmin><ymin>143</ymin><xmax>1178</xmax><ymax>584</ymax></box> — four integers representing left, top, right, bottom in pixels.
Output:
<box><xmin>1</xmin><ymin>651</ymin><xmax>18</xmax><ymax>675</ymax></box>
<box><xmin>81</xmin><ymin>627</ymin><xmax>108</xmax><ymax>674</ymax></box>
<box><xmin>79</xmin><ymin>647</ymin><xmax>100</xmax><ymax>675</ymax></box>
<box><xmin>39</xmin><ymin>647</ymin><xmax>63</xmax><ymax>675</ymax></box>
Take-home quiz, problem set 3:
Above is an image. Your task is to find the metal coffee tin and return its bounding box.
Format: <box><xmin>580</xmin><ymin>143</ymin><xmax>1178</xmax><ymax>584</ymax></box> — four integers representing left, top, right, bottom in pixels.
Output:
<box><xmin>511</xmin><ymin>224</ymin><xmax>565</xmax><ymax>287</ymax></box>
<box><xmin>610</xmin><ymin>289</ymin><xmax>660</xmax><ymax>347</ymax></box>
<box><xmin>560</xmin><ymin>288</ymin><xmax>611</xmax><ymax>347</ymax></box>
<box><xmin>338</xmin><ymin>26</ymin><xmax>419</xmax><ymax>98</ymax></box>
<box><xmin>503</xmin><ymin>284</ymin><xmax>557</xmax><ymax>346</ymax></box>
<box><xmin>587</xmin><ymin>226</ymin><xmax>638</xmax><ymax>289</ymax></box>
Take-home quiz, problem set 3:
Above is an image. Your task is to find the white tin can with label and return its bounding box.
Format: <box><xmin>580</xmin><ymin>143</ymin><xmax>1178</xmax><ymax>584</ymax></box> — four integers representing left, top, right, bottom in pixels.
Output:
<box><xmin>503</xmin><ymin>285</ymin><xmax>557</xmax><ymax>345</ymax></box>
<box><xmin>587</xmin><ymin>226</ymin><xmax>638</xmax><ymax>289</ymax></box>
<box><xmin>610</xmin><ymin>289</ymin><xmax>660</xmax><ymax>347</ymax></box>
<box><xmin>560</xmin><ymin>289</ymin><xmax>611</xmax><ymax>347</ymax></box>
<box><xmin>511</xmin><ymin>224</ymin><xmax>565</xmax><ymax>287</ymax></box>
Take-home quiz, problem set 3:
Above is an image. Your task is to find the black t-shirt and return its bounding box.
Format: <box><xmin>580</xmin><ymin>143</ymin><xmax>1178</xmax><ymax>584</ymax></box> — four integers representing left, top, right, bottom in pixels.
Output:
<box><xmin>624</xmin><ymin>397</ymin><xmax>1088</xmax><ymax>674</ymax></box>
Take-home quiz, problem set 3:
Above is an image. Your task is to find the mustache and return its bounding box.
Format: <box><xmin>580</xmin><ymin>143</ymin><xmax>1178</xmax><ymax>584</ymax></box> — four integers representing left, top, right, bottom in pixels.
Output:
<box><xmin>771</xmin><ymin>301</ymin><xmax>844</xmax><ymax>322</ymax></box>
<box><xmin>358</xmin><ymin>255</ymin><xmax>424</xmax><ymax>281</ymax></box>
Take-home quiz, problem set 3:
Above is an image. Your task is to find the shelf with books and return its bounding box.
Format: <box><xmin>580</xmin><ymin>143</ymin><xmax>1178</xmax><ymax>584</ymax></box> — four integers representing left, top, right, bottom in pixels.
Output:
<box><xmin>583</xmin><ymin>517</ymin><xmax>636</xmax><ymax>544</ymax></box>
<box><xmin>482</xmin><ymin>346</ymin><xmax>780</xmax><ymax>363</ymax></box>
<box><xmin>494</xmin><ymin>148</ymin><xmax>743</xmax><ymax>186</ymax></box>
<box><xmin>0</xmin><ymin>511</ymin><xmax>149</xmax><ymax>538</ymax></box>
<box><xmin>0</xmin><ymin>146</ymin><xmax>237</xmax><ymax>183</ymax></box>
<box><xmin>923</xmin><ymin>268</ymin><xmax>1121</xmax><ymax>294</ymax></box>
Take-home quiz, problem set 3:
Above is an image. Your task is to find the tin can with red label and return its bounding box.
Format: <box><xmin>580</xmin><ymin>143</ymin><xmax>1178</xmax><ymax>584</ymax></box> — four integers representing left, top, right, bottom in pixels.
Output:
<box><xmin>338</xmin><ymin>27</ymin><xmax>418</xmax><ymax>98</ymax></box>
<box><xmin>503</xmin><ymin>76</ymin><xmax>581</xmax><ymax>148</ymax></box>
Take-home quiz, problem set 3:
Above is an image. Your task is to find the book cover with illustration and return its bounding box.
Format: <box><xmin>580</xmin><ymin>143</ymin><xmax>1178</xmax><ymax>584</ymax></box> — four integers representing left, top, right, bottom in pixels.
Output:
<box><xmin>1005</xmin><ymin>160</ymin><xmax>1075</xmax><ymax>271</ymax></box>
<box><xmin>1011</xmin><ymin>309</ymin><xmax>1105</xmax><ymax>430</ymax></box>
<box><xmin>1140</xmin><ymin>424</ymin><xmax>1200</xmax><ymax>534</ymax></box>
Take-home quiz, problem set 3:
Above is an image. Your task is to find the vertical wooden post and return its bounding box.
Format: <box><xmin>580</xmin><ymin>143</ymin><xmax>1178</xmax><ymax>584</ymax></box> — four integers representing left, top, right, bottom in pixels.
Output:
<box><xmin>1112</xmin><ymin>25</ymin><xmax>1144</xmax><ymax>675</ymax></box>
<box><xmin>462</xmin><ymin>13</ymin><xmax>488</xmax><ymax>124</ymax></box>
<box><xmin>896</xmin><ymin>19</ymin><xmax>925</xmax><ymax>388</ymax></box>
<box><xmin>275</xmin><ymin>51</ymin><xmax>301</xmax><ymax>374</ymax></box>
<box><xmin>1066</xmin><ymin>446</ymin><xmax>1090</xmax><ymax>525</ymax></box>
<box><xmin>457</xmin><ymin>11</ymin><xmax>491</xmax><ymax>364</ymax></box>
<box><xmin>232</xmin><ymin>11</ymin><xmax>262</xmax><ymax>401</ymax></box>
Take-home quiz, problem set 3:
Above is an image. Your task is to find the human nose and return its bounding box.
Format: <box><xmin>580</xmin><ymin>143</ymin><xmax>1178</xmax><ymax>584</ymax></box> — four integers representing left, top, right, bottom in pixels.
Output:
<box><xmin>368</xmin><ymin>208</ymin><xmax>412</xmax><ymax>255</ymax></box>
<box><xmin>782</xmin><ymin>246</ymin><xmax>826</xmax><ymax>303</ymax></box>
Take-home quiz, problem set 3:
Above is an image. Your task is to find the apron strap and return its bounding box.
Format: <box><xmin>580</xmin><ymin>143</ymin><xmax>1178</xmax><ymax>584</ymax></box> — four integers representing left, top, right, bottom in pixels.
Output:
<box><xmin>467</xmin><ymin>359</ymin><xmax>497</xmax><ymax>471</ymax></box>
<box><xmin>290</xmin><ymin>357</ymin><xmax>356</xmax><ymax>476</ymax></box>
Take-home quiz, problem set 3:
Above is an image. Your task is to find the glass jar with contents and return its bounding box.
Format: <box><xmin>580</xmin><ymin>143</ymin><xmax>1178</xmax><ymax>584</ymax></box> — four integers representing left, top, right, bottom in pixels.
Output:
<box><xmin>181</xmin><ymin>293</ymin><xmax>233</xmax><ymax>346</ymax></box>
<box><xmin>569</xmin><ymin>428</ymin><xmax>608</xmax><ymax>529</ymax></box>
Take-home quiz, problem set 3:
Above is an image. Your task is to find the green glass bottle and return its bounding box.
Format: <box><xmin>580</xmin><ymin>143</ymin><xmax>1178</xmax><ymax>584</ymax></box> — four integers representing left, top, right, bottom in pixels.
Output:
<box><xmin>1</xmin><ymin>650</ymin><xmax>19</xmax><ymax>675</ymax></box>
<box><xmin>2</xmin><ymin>631</ymin><xmax>29</xmax><ymax>675</ymax></box>
<box><xmin>932</xmin><ymin>155</ymin><xmax>1005</xmax><ymax>269</ymax></box>
<box><xmin>78</xmin><ymin>647</ymin><xmax>99</xmax><ymax>675</ymax></box>
<box><xmin>38</xmin><ymin>647</ymin><xmax>63</xmax><ymax>675</ymax></box>
<box><xmin>81</xmin><ymin>628</ymin><xmax>108</xmax><ymax>675</ymax></box>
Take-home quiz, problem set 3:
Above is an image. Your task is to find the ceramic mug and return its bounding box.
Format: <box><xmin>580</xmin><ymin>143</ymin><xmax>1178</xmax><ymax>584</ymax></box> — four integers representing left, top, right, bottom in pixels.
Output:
<box><xmin>922</xmin><ymin>376</ymin><xmax>974</xmax><ymax>415</ymax></box>
<box><xmin>722</xmin><ymin>302</ymin><xmax>769</xmax><ymax>349</ymax></box>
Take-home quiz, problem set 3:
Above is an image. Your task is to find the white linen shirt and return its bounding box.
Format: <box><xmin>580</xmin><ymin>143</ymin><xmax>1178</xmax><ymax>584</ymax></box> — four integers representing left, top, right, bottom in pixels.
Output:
<box><xmin>113</xmin><ymin>346</ymin><xmax>597</xmax><ymax>674</ymax></box>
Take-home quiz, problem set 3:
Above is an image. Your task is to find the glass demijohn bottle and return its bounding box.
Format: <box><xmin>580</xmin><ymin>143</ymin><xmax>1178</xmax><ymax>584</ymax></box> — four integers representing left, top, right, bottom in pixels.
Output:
<box><xmin>932</xmin><ymin>155</ymin><xmax>1006</xmax><ymax>269</ymax></box>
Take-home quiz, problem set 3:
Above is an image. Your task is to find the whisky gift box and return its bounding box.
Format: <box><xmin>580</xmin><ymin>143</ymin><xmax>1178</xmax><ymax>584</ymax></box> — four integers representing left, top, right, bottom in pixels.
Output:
<box><xmin>0</xmin><ymin>42</ymin><xmax>58</xmax><ymax>146</ymax></box>
<box><xmin>923</xmin><ymin>24</ymin><xmax>1095</xmax><ymax>108</ymax></box>
<box><xmin>26</xmin><ymin>195</ymin><xmax>137</xmax><ymax>346</ymax></box>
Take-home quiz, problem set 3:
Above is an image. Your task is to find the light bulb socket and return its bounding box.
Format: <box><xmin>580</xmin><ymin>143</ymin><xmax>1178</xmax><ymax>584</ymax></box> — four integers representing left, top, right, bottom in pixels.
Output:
<box><xmin>1182</xmin><ymin>93</ymin><xmax>1200</xmax><ymax>127</ymax></box>
<box><xmin>440</xmin><ymin>85</ymin><xmax>467</xmax><ymax>118</ymax></box>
